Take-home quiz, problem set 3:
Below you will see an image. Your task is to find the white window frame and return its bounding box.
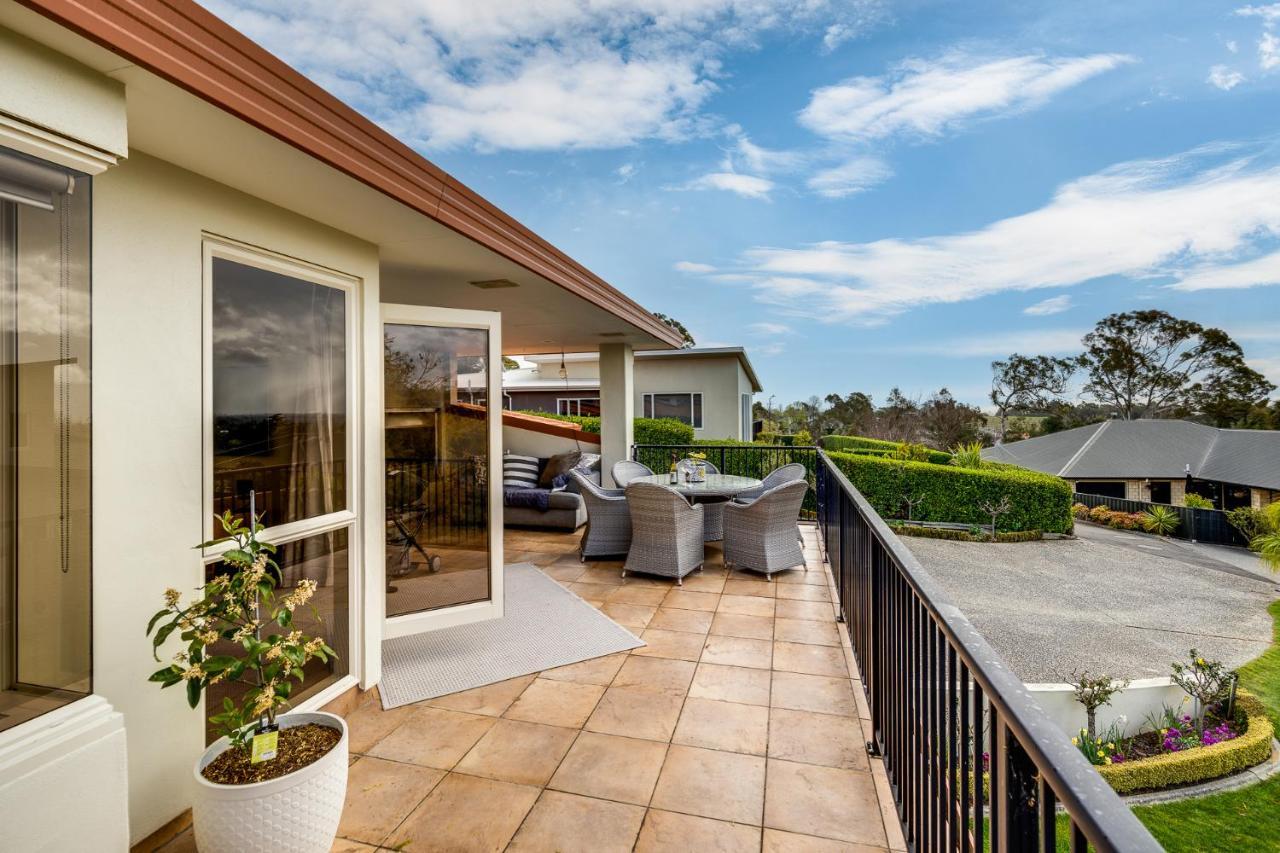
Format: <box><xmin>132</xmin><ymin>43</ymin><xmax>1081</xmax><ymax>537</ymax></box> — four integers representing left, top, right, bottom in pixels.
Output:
<box><xmin>643</xmin><ymin>391</ymin><xmax>703</xmax><ymax>430</ymax></box>
<box><xmin>201</xmin><ymin>236</ymin><xmax>363</xmax><ymax>702</ymax></box>
<box><xmin>557</xmin><ymin>397</ymin><xmax>600</xmax><ymax>416</ymax></box>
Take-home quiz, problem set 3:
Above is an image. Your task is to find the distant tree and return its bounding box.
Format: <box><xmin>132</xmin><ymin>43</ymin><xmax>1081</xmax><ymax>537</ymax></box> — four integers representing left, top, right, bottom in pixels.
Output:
<box><xmin>990</xmin><ymin>354</ymin><xmax>1075</xmax><ymax>439</ymax></box>
<box><xmin>919</xmin><ymin>388</ymin><xmax>984</xmax><ymax>449</ymax></box>
<box><xmin>652</xmin><ymin>312</ymin><xmax>695</xmax><ymax>348</ymax></box>
<box><xmin>1038</xmin><ymin>400</ymin><xmax>1114</xmax><ymax>435</ymax></box>
<box><xmin>1078</xmin><ymin>310</ymin><xmax>1274</xmax><ymax>420</ymax></box>
<box><xmin>823</xmin><ymin>392</ymin><xmax>874</xmax><ymax>436</ymax></box>
<box><xmin>870</xmin><ymin>387</ymin><xmax>920</xmax><ymax>443</ymax></box>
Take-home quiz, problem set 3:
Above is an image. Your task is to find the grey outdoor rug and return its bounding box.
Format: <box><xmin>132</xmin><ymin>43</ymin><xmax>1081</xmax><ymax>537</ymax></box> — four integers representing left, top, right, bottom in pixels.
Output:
<box><xmin>379</xmin><ymin>562</ymin><xmax>644</xmax><ymax>709</ymax></box>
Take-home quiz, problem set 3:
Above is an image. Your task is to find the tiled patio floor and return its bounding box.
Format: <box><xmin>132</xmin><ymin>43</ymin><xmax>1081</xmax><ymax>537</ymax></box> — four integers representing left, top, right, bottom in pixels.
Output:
<box><xmin>151</xmin><ymin>526</ymin><xmax>906</xmax><ymax>853</ymax></box>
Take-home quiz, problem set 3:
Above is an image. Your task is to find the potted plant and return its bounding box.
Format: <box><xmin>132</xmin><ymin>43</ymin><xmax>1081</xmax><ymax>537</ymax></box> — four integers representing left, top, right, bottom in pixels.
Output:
<box><xmin>147</xmin><ymin>511</ymin><xmax>345</xmax><ymax>853</ymax></box>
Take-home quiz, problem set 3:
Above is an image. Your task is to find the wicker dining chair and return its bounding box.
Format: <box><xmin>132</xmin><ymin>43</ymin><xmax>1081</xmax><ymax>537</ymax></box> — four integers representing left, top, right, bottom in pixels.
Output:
<box><xmin>611</xmin><ymin>459</ymin><xmax>654</xmax><ymax>488</ymax></box>
<box><xmin>570</xmin><ymin>470</ymin><xmax>632</xmax><ymax>561</ymax></box>
<box><xmin>622</xmin><ymin>482</ymin><xmax>705</xmax><ymax>584</ymax></box>
<box><xmin>733</xmin><ymin>462</ymin><xmax>806</xmax><ymax>503</ymax></box>
<box><xmin>722</xmin><ymin>479</ymin><xmax>808</xmax><ymax>580</ymax></box>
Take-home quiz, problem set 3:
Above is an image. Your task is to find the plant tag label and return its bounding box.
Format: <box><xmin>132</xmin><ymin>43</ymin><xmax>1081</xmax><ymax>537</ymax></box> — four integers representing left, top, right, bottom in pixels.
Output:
<box><xmin>251</xmin><ymin>728</ymin><xmax>279</xmax><ymax>764</ymax></box>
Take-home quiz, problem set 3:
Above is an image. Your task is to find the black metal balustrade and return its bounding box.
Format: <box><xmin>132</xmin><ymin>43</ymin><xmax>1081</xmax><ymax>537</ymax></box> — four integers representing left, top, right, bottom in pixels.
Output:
<box><xmin>1072</xmin><ymin>492</ymin><xmax>1249</xmax><ymax>547</ymax></box>
<box><xmin>817</xmin><ymin>451</ymin><xmax>1161</xmax><ymax>853</ymax></box>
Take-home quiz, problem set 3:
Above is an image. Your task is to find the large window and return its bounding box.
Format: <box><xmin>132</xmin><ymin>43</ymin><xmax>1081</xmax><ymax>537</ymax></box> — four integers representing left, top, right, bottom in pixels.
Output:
<box><xmin>205</xmin><ymin>243</ymin><xmax>356</xmax><ymax>740</ymax></box>
<box><xmin>210</xmin><ymin>254</ymin><xmax>349</xmax><ymax>529</ymax></box>
<box><xmin>557</xmin><ymin>397</ymin><xmax>600</xmax><ymax>416</ymax></box>
<box><xmin>0</xmin><ymin>148</ymin><xmax>91</xmax><ymax>733</ymax></box>
<box><xmin>643</xmin><ymin>392</ymin><xmax>703</xmax><ymax>429</ymax></box>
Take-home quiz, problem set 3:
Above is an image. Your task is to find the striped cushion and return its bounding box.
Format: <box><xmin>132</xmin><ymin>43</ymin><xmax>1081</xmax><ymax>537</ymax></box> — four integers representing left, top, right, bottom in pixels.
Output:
<box><xmin>503</xmin><ymin>454</ymin><xmax>541</xmax><ymax>489</ymax></box>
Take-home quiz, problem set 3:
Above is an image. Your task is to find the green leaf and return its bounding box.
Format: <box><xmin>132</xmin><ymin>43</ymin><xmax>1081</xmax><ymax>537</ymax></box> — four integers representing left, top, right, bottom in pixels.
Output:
<box><xmin>151</xmin><ymin>622</ymin><xmax>179</xmax><ymax>659</ymax></box>
<box><xmin>146</xmin><ymin>609</ymin><xmax>171</xmax><ymax>636</ymax></box>
<box><xmin>186</xmin><ymin>677</ymin><xmax>202</xmax><ymax>709</ymax></box>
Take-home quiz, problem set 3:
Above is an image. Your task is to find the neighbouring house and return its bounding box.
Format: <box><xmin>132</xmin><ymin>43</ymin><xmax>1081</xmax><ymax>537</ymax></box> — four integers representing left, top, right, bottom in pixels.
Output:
<box><xmin>983</xmin><ymin>418</ymin><xmax>1280</xmax><ymax>510</ymax></box>
<box><xmin>493</xmin><ymin>346</ymin><xmax>763</xmax><ymax>441</ymax></box>
<box><xmin>0</xmin><ymin>2</ymin><xmax>685</xmax><ymax>848</ymax></box>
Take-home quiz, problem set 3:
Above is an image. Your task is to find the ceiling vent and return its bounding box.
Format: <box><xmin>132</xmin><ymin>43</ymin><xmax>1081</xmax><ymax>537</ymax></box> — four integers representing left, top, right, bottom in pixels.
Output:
<box><xmin>468</xmin><ymin>278</ymin><xmax>519</xmax><ymax>289</ymax></box>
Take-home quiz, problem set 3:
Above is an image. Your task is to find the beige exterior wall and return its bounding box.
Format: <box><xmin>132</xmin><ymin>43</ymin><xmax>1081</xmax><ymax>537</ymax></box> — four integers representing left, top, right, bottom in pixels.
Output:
<box><xmin>1253</xmin><ymin>488</ymin><xmax>1279</xmax><ymax>509</ymax></box>
<box><xmin>93</xmin><ymin>153</ymin><xmax>378</xmax><ymax>841</ymax></box>
<box><xmin>1124</xmin><ymin>480</ymin><xmax>1143</xmax><ymax>501</ymax></box>
<box><xmin>1170</xmin><ymin>479</ymin><xmax>1187</xmax><ymax>506</ymax></box>
<box><xmin>635</xmin><ymin>356</ymin><xmax>747</xmax><ymax>440</ymax></box>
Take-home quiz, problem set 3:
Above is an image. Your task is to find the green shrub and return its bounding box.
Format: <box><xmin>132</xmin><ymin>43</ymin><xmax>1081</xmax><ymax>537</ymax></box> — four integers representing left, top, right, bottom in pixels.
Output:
<box><xmin>1099</xmin><ymin>693</ymin><xmax>1273</xmax><ymax>794</ymax></box>
<box><xmin>949</xmin><ymin>440</ymin><xmax>985</xmax><ymax>470</ymax></box>
<box><xmin>757</xmin><ymin>432</ymin><xmax>799</xmax><ymax>446</ymax></box>
<box><xmin>1227</xmin><ymin>507</ymin><xmax>1273</xmax><ymax>544</ymax></box>
<box><xmin>513</xmin><ymin>411</ymin><xmax>694</xmax><ymax>445</ymax></box>
<box><xmin>1142</xmin><ymin>506</ymin><xmax>1181</xmax><ymax>536</ymax></box>
<box><xmin>1072</xmin><ymin>502</ymin><xmax>1091</xmax><ymax>520</ymax></box>
<box><xmin>1106</xmin><ymin>511</ymin><xmax>1145</xmax><ymax>531</ymax></box>
<box><xmin>826</xmin><ymin>451</ymin><xmax>1073</xmax><ymax>533</ymax></box>
<box><xmin>1183</xmin><ymin>492</ymin><xmax>1215</xmax><ymax>510</ymax></box>
<box><xmin>822</xmin><ymin>434</ymin><xmax>951</xmax><ymax>464</ymax></box>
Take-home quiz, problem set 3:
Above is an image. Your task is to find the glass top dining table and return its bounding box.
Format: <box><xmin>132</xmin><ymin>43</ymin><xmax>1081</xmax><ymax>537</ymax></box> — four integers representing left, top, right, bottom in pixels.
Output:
<box><xmin>630</xmin><ymin>472</ymin><xmax>763</xmax><ymax>499</ymax></box>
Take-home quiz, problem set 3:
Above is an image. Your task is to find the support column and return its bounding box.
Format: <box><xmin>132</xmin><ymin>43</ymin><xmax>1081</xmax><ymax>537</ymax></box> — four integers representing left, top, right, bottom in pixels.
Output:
<box><xmin>599</xmin><ymin>343</ymin><xmax>634</xmax><ymax>487</ymax></box>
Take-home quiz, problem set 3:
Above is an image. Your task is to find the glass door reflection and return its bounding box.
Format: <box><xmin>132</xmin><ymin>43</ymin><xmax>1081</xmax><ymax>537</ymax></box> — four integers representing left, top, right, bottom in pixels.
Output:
<box><xmin>384</xmin><ymin>324</ymin><xmax>490</xmax><ymax>617</ymax></box>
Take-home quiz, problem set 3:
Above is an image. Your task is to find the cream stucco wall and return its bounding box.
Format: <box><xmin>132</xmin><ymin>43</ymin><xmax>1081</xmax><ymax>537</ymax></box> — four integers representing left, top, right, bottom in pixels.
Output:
<box><xmin>634</xmin><ymin>356</ymin><xmax>746</xmax><ymax>440</ymax></box>
<box><xmin>92</xmin><ymin>152</ymin><xmax>379</xmax><ymax>842</ymax></box>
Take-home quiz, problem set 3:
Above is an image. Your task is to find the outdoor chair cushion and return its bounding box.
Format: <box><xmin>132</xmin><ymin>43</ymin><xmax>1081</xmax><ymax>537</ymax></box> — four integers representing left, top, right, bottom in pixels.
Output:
<box><xmin>539</xmin><ymin>450</ymin><xmax>582</xmax><ymax>487</ymax></box>
<box><xmin>503</xmin><ymin>453</ymin><xmax>541</xmax><ymax>488</ymax></box>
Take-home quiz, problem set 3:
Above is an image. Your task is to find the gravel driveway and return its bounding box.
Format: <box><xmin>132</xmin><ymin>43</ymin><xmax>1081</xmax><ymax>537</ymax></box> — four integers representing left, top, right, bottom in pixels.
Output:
<box><xmin>902</xmin><ymin>524</ymin><xmax>1280</xmax><ymax>683</ymax></box>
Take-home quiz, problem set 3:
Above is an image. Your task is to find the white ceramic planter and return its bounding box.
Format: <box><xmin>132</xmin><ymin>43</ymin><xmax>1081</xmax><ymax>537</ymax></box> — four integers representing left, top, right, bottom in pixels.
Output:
<box><xmin>193</xmin><ymin>711</ymin><xmax>348</xmax><ymax>853</ymax></box>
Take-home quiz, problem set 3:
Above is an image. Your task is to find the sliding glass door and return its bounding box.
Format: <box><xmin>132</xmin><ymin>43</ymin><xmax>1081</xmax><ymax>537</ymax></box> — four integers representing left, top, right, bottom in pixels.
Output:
<box><xmin>382</xmin><ymin>305</ymin><xmax>502</xmax><ymax>637</ymax></box>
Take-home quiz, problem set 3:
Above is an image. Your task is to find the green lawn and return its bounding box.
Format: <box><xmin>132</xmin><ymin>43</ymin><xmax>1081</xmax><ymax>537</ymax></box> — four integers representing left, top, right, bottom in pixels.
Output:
<box><xmin>1129</xmin><ymin>598</ymin><xmax>1280</xmax><ymax>852</ymax></box>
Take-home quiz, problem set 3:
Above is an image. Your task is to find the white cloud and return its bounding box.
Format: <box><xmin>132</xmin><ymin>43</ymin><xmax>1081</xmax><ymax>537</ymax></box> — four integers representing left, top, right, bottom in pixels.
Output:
<box><xmin>894</xmin><ymin>328</ymin><xmax>1085</xmax><ymax>357</ymax></box>
<box><xmin>1208</xmin><ymin>65</ymin><xmax>1246</xmax><ymax>89</ymax></box>
<box><xmin>728</xmin><ymin>144</ymin><xmax>1280</xmax><ymax>321</ymax></box>
<box><xmin>749</xmin><ymin>321</ymin><xmax>792</xmax><ymax>335</ymax></box>
<box><xmin>616</xmin><ymin>163</ymin><xmax>639</xmax><ymax>182</ymax></box>
<box><xmin>1167</xmin><ymin>250</ymin><xmax>1280</xmax><ymax>290</ymax></box>
<box><xmin>1238</xmin><ymin>4</ymin><xmax>1280</xmax><ymax>70</ymax></box>
<box><xmin>1262</xmin><ymin>31</ymin><xmax>1280</xmax><ymax>69</ymax></box>
<box><xmin>806</xmin><ymin>156</ymin><xmax>894</xmax><ymax>197</ymax></box>
<box><xmin>206</xmin><ymin>0</ymin><xmax>887</xmax><ymax>151</ymax></box>
<box><xmin>674</xmin><ymin>260</ymin><xmax>716</xmax><ymax>273</ymax></box>
<box><xmin>1023</xmin><ymin>295</ymin><xmax>1073</xmax><ymax>316</ymax></box>
<box><xmin>1228</xmin><ymin>39</ymin><xmax>1240</xmax><ymax>53</ymax></box>
<box><xmin>1237</xmin><ymin>3</ymin><xmax>1280</xmax><ymax>24</ymax></box>
<box><xmin>684</xmin><ymin>172</ymin><xmax>775</xmax><ymax>199</ymax></box>
<box><xmin>798</xmin><ymin>52</ymin><xmax>1133</xmax><ymax>142</ymax></box>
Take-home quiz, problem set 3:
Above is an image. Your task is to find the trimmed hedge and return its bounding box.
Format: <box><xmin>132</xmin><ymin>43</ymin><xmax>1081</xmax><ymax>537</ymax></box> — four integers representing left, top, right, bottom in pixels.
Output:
<box><xmin>827</xmin><ymin>450</ymin><xmax>1073</xmax><ymax>533</ymax></box>
<box><xmin>1099</xmin><ymin>693</ymin><xmax>1274</xmax><ymax>795</ymax></box>
<box><xmin>892</xmin><ymin>525</ymin><xmax>1044</xmax><ymax>543</ymax></box>
<box><xmin>822</xmin><ymin>434</ymin><xmax>951</xmax><ymax>465</ymax></box>
<box><xmin>513</xmin><ymin>411</ymin><xmax>694</xmax><ymax>445</ymax></box>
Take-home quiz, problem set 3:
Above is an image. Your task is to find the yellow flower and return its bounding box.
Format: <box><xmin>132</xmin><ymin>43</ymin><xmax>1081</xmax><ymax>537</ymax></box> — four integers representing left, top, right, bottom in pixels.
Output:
<box><xmin>1104</xmin><ymin>757</ymin><xmax>1112</xmax><ymax>765</ymax></box>
<box><xmin>1196</xmin><ymin>657</ymin><xmax>1206</xmax><ymax>666</ymax></box>
<box><xmin>163</xmin><ymin>587</ymin><xmax>181</xmax><ymax>608</ymax></box>
<box><xmin>1071</xmin><ymin>737</ymin><xmax>1079</xmax><ymax>745</ymax></box>
<box><xmin>1107</xmin><ymin>743</ymin><xmax>1115</xmax><ymax>750</ymax></box>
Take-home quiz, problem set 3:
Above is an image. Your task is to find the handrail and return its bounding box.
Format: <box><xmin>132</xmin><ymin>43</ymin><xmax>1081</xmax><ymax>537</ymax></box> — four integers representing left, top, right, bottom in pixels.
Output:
<box><xmin>817</xmin><ymin>450</ymin><xmax>1161</xmax><ymax>852</ymax></box>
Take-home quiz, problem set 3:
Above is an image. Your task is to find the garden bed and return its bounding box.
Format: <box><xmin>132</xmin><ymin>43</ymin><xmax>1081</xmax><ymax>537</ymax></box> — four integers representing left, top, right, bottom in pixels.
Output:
<box><xmin>889</xmin><ymin>522</ymin><xmax>1043</xmax><ymax>543</ymax></box>
<box><xmin>1095</xmin><ymin>692</ymin><xmax>1274</xmax><ymax>795</ymax></box>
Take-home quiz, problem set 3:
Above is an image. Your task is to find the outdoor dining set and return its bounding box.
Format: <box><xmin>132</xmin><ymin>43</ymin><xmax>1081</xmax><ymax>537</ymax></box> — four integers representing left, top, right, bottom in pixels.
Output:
<box><xmin>569</xmin><ymin>460</ymin><xmax>810</xmax><ymax>585</ymax></box>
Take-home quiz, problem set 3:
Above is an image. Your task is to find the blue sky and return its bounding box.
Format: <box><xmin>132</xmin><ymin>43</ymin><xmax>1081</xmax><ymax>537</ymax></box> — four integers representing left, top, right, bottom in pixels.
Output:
<box><xmin>206</xmin><ymin>0</ymin><xmax>1280</xmax><ymax>408</ymax></box>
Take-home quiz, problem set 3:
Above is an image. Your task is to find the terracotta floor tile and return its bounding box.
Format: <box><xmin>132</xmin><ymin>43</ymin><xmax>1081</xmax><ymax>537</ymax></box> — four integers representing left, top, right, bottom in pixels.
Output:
<box><xmin>774</xmin><ymin>599</ymin><xmax>833</xmax><ymax>622</ymax></box>
<box><xmin>635</xmin><ymin>809</ymin><xmax>762</xmax><ymax>853</ymax></box>
<box><xmin>772</xmin><ymin>642</ymin><xmax>849</xmax><ymax>678</ymax></box>
<box><xmin>764</xmin><ymin>759</ymin><xmax>885</xmax><ymax>847</ymax></box>
<box><xmin>539</xmin><ymin>652</ymin><xmax>627</xmax><ymax>686</ymax></box>
<box><xmin>503</xmin><ymin>678</ymin><xmax>606</xmax><ymax>729</ymax></box>
<box><xmin>674</xmin><ymin>697</ymin><xmax>770</xmax><ymax>756</ymax></box>
<box><xmin>633</xmin><ymin>628</ymin><xmax>706</xmax><ymax>661</ymax></box>
<box><xmin>330</xmin><ymin>839</ymin><xmax>379</xmax><ymax>853</ymax></box>
<box><xmin>717</xmin><ymin>595</ymin><xmax>776</xmax><ymax>617</ymax></box>
<box><xmin>566</xmin><ymin>581</ymin><xmax>616</xmax><ymax>601</ymax></box>
<box><xmin>723</xmin><ymin>579</ymin><xmax>778</xmax><ymax>598</ymax></box>
<box><xmin>650</xmin><ymin>744</ymin><xmax>766</xmax><ymax>825</ymax></box>
<box><xmin>770</xmin><ymin>672</ymin><xmax>857</xmax><ymax>717</ymax></box>
<box><xmin>607</xmin><ymin>584</ymin><xmax>671</xmax><ymax>606</ymax></box>
<box><xmin>601</xmin><ymin>601</ymin><xmax>658</xmax><ymax>629</ymax></box>
<box><xmin>763</xmin><ymin>828</ymin><xmax>883</xmax><ymax>852</ymax></box>
<box><xmin>710</xmin><ymin>612</ymin><xmax>776</xmax><ymax>640</ymax></box>
<box><xmin>367</xmin><ymin>706</ymin><xmax>496</xmax><ymax>769</ymax></box>
<box><xmin>648</xmin><ymin>606</ymin><xmax>715</xmax><ymax>634</ymax></box>
<box><xmin>701</xmin><ymin>635</ymin><xmax>774</xmax><ymax>670</ymax></box>
<box><xmin>548</xmin><ymin>731</ymin><xmax>669</xmax><ymax>805</ymax></box>
<box><xmin>662</xmin><ymin>589</ymin><xmax>722</xmax><ymax>611</ymax></box>
<box><xmin>767</xmin><ymin>708</ymin><xmax>869</xmax><ymax>770</ymax></box>
<box><xmin>337</xmin><ymin>756</ymin><xmax>443</xmax><ymax>845</ymax></box>
<box><xmin>585</xmin><ymin>684</ymin><xmax>686</xmax><ymax>741</ymax></box>
<box><xmin>612</xmin><ymin>655</ymin><xmax>697</xmax><ymax>693</ymax></box>
<box><xmin>543</xmin><ymin>564</ymin><xmax>586</xmax><ymax>583</ymax></box>
<box><xmin>454</xmin><ymin>719</ymin><xmax>577</xmax><ymax>786</ymax></box>
<box><xmin>343</xmin><ymin>701</ymin><xmax>413</xmax><ymax>755</ymax></box>
<box><xmin>507</xmin><ymin>790</ymin><xmax>645</xmax><ymax>852</ymax></box>
<box><xmin>776</xmin><ymin>583</ymin><xmax>831</xmax><ymax>602</ymax></box>
<box><xmin>679</xmin><ymin>573</ymin><xmax>728</xmax><ymax>593</ymax></box>
<box><xmin>387</xmin><ymin>772</ymin><xmax>539</xmax><ymax>852</ymax></box>
<box><xmin>774</xmin><ymin>618</ymin><xmax>841</xmax><ymax>647</ymax></box>
<box><xmin>425</xmin><ymin>674</ymin><xmax>535</xmax><ymax>717</ymax></box>
<box><xmin>688</xmin><ymin>663</ymin><xmax>772</xmax><ymax>707</ymax></box>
